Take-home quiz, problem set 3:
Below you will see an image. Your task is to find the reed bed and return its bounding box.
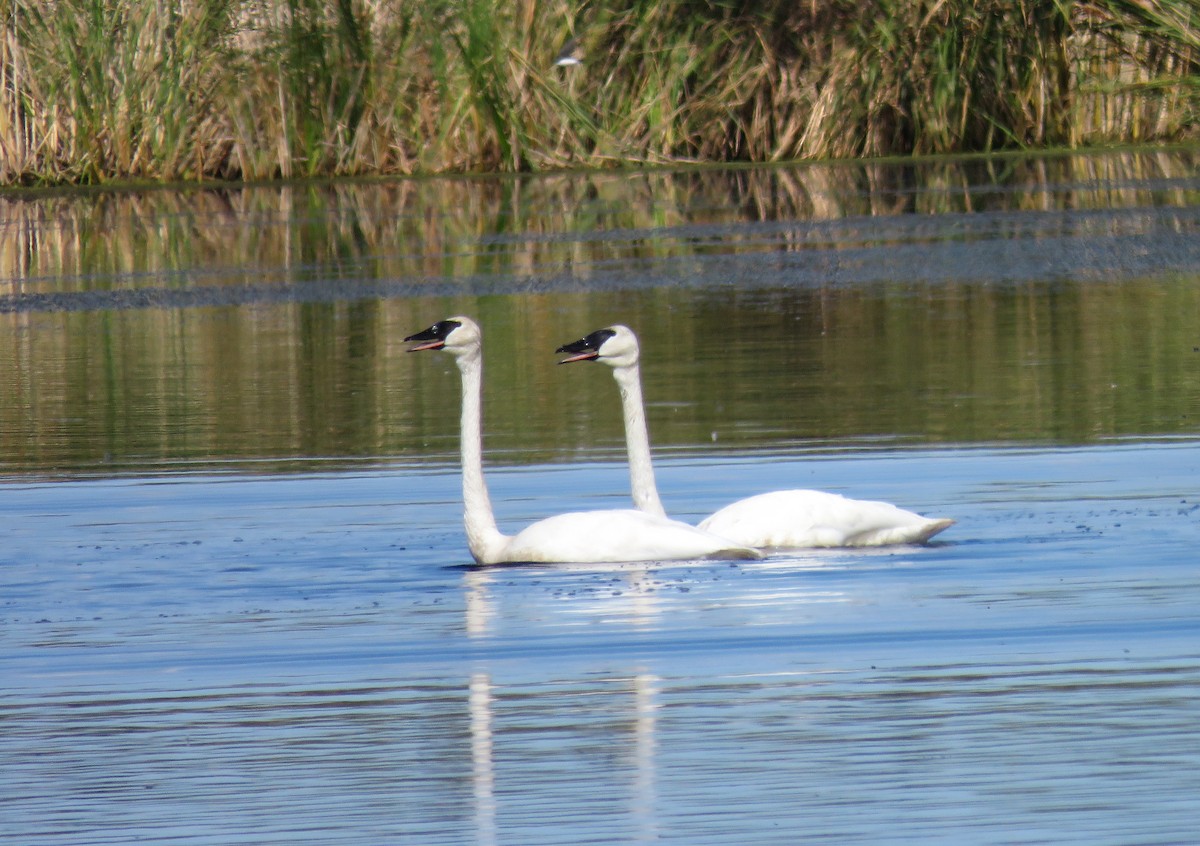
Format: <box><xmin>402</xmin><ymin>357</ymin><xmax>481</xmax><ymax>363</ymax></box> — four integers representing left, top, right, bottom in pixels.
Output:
<box><xmin>0</xmin><ymin>0</ymin><xmax>1197</xmax><ymax>185</ymax></box>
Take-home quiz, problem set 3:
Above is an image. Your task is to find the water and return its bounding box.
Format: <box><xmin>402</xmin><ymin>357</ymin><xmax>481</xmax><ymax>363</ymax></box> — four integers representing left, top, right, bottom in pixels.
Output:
<box><xmin>2</xmin><ymin>151</ymin><xmax>1200</xmax><ymax>844</ymax></box>
<box><xmin>4</xmin><ymin>446</ymin><xmax>1198</xmax><ymax>843</ymax></box>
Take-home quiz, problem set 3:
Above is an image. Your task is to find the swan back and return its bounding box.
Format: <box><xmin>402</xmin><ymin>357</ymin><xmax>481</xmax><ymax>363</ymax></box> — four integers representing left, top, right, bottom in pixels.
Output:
<box><xmin>699</xmin><ymin>490</ymin><xmax>954</xmax><ymax>548</ymax></box>
<box><xmin>504</xmin><ymin>509</ymin><xmax>760</xmax><ymax>563</ymax></box>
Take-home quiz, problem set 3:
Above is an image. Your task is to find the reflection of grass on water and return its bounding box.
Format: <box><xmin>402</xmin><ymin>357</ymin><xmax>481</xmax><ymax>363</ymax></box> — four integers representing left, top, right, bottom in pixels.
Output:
<box><xmin>2</xmin><ymin>152</ymin><xmax>1198</xmax><ymax>295</ymax></box>
<box><xmin>0</xmin><ymin>1</ymin><xmax>1197</xmax><ymax>185</ymax></box>
<box><xmin>4</xmin><ymin>269</ymin><xmax>1200</xmax><ymax>474</ymax></box>
<box><xmin>2</xmin><ymin>155</ymin><xmax>1200</xmax><ymax>473</ymax></box>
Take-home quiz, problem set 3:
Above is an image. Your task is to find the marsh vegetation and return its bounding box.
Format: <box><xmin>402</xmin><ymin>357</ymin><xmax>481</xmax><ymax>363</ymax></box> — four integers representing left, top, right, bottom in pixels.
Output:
<box><xmin>1</xmin><ymin>1</ymin><xmax>1197</xmax><ymax>185</ymax></box>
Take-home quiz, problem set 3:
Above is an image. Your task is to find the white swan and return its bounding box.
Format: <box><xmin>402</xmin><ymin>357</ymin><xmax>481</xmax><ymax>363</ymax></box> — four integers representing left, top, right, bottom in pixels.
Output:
<box><xmin>556</xmin><ymin>325</ymin><xmax>954</xmax><ymax>549</ymax></box>
<box><xmin>405</xmin><ymin>317</ymin><xmax>761</xmax><ymax>565</ymax></box>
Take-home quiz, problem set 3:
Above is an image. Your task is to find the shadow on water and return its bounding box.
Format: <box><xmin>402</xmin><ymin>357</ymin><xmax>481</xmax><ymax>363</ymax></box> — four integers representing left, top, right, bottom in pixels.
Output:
<box><xmin>2</xmin><ymin>151</ymin><xmax>1200</xmax><ymax>844</ymax></box>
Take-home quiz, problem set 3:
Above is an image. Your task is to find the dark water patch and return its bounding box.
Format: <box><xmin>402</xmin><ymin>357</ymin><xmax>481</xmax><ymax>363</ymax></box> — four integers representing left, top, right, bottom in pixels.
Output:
<box><xmin>4</xmin><ymin>273</ymin><xmax>1200</xmax><ymax>474</ymax></box>
<box><xmin>5</xmin><ymin>205</ymin><xmax>1200</xmax><ymax>315</ymax></box>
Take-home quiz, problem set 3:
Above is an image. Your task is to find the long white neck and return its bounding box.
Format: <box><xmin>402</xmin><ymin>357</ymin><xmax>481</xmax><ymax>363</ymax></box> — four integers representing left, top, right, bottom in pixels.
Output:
<box><xmin>455</xmin><ymin>348</ymin><xmax>510</xmax><ymax>564</ymax></box>
<box><xmin>612</xmin><ymin>361</ymin><xmax>667</xmax><ymax>518</ymax></box>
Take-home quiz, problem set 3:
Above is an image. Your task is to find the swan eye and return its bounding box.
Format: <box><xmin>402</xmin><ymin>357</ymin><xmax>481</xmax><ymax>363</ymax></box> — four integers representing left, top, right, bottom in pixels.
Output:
<box><xmin>405</xmin><ymin>318</ymin><xmax>463</xmax><ymax>345</ymax></box>
<box><xmin>585</xmin><ymin>328</ymin><xmax>617</xmax><ymax>350</ymax></box>
<box><xmin>420</xmin><ymin>319</ymin><xmax>462</xmax><ymax>341</ymax></box>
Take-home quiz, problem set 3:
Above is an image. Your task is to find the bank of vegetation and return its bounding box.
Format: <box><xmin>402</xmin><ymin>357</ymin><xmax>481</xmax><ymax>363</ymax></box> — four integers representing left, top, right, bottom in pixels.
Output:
<box><xmin>1</xmin><ymin>0</ymin><xmax>1197</xmax><ymax>185</ymax></box>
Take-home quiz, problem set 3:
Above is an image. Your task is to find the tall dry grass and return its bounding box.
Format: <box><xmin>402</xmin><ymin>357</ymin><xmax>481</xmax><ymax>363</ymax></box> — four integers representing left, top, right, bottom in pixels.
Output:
<box><xmin>0</xmin><ymin>0</ymin><xmax>1196</xmax><ymax>185</ymax></box>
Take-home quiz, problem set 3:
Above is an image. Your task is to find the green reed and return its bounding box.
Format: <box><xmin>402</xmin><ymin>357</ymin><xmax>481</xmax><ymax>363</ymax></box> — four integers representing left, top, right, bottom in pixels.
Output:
<box><xmin>2</xmin><ymin>1</ymin><xmax>235</xmax><ymax>183</ymax></box>
<box><xmin>0</xmin><ymin>0</ymin><xmax>1196</xmax><ymax>185</ymax></box>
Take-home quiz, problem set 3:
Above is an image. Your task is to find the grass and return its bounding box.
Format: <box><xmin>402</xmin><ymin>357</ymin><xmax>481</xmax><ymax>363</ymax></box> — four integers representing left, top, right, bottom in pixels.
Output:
<box><xmin>0</xmin><ymin>0</ymin><xmax>1197</xmax><ymax>185</ymax></box>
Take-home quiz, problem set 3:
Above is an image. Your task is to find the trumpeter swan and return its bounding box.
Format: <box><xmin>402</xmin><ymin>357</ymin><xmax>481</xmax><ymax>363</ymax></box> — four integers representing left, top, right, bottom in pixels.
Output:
<box><xmin>405</xmin><ymin>317</ymin><xmax>761</xmax><ymax>564</ymax></box>
<box><xmin>556</xmin><ymin>325</ymin><xmax>953</xmax><ymax>549</ymax></box>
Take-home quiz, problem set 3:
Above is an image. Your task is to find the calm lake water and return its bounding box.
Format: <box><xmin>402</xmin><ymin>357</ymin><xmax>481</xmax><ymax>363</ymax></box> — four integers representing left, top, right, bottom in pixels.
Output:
<box><xmin>2</xmin><ymin>151</ymin><xmax>1200</xmax><ymax>844</ymax></box>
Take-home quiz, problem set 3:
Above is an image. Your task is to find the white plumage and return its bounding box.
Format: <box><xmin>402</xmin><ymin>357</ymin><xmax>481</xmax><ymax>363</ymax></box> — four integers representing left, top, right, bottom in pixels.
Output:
<box><xmin>556</xmin><ymin>324</ymin><xmax>953</xmax><ymax>550</ymax></box>
<box><xmin>405</xmin><ymin>316</ymin><xmax>761</xmax><ymax>565</ymax></box>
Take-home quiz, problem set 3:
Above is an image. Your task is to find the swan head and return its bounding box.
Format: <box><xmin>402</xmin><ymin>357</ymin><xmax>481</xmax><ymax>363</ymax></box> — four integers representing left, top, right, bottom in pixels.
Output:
<box><xmin>405</xmin><ymin>316</ymin><xmax>481</xmax><ymax>358</ymax></box>
<box><xmin>556</xmin><ymin>325</ymin><xmax>640</xmax><ymax>369</ymax></box>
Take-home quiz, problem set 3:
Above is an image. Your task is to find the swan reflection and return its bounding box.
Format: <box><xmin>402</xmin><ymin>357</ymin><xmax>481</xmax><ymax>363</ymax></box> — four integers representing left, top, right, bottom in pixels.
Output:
<box><xmin>631</xmin><ymin>671</ymin><xmax>659</xmax><ymax>843</ymax></box>
<box><xmin>469</xmin><ymin>671</ymin><xmax>496</xmax><ymax>846</ymax></box>
<box><xmin>462</xmin><ymin>566</ymin><xmax>662</xmax><ymax>843</ymax></box>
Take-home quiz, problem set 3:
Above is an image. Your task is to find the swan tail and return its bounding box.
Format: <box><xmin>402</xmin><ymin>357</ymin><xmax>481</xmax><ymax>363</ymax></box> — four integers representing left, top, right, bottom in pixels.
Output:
<box><xmin>913</xmin><ymin>517</ymin><xmax>955</xmax><ymax>543</ymax></box>
<box><xmin>714</xmin><ymin>545</ymin><xmax>764</xmax><ymax>561</ymax></box>
<box><xmin>847</xmin><ymin>517</ymin><xmax>954</xmax><ymax>547</ymax></box>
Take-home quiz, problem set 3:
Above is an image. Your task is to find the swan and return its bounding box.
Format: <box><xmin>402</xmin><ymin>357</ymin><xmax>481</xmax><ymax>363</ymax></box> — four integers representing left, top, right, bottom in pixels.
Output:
<box><xmin>556</xmin><ymin>325</ymin><xmax>954</xmax><ymax>549</ymax></box>
<box><xmin>404</xmin><ymin>317</ymin><xmax>761</xmax><ymax>565</ymax></box>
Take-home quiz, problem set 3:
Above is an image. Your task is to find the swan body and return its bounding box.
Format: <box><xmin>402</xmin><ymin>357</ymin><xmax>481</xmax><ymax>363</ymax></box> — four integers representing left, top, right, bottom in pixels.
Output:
<box><xmin>698</xmin><ymin>490</ymin><xmax>954</xmax><ymax>548</ymax></box>
<box><xmin>405</xmin><ymin>317</ymin><xmax>760</xmax><ymax>565</ymax></box>
<box><xmin>477</xmin><ymin>509</ymin><xmax>763</xmax><ymax>564</ymax></box>
<box><xmin>556</xmin><ymin>325</ymin><xmax>953</xmax><ymax>550</ymax></box>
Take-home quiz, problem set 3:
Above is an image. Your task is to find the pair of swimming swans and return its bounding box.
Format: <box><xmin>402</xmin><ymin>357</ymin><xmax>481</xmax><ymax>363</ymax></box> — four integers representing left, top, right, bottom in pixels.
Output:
<box><xmin>406</xmin><ymin>316</ymin><xmax>952</xmax><ymax>565</ymax></box>
<box><xmin>406</xmin><ymin>317</ymin><xmax>760</xmax><ymax>564</ymax></box>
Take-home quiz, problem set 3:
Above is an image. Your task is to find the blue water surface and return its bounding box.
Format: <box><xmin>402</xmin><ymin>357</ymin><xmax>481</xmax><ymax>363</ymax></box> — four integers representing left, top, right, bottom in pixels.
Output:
<box><xmin>3</xmin><ymin>442</ymin><xmax>1198</xmax><ymax>845</ymax></box>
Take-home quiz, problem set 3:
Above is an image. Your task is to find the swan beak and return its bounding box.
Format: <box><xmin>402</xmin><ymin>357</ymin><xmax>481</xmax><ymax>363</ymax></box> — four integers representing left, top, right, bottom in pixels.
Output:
<box><xmin>405</xmin><ymin>319</ymin><xmax>462</xmax><ymax>352</ymax></box>
<box><xmin>558</xmin><ymin>328</ymin><xmax>616</xmax><ymax>363</ymax></box>
<box><xmin>557</xmin><ymin>349</ymin><xmax>598</xmax><ymax>364</ymax></box>
<box><xmin>555</xmin><ymin>338</ymin><xmax>598</xmax><ymax>364</ymax></box>
<box><xmin>405</xmin><ymin>326</ymin><xmax>446</xmax><ymax>352</ymax></box>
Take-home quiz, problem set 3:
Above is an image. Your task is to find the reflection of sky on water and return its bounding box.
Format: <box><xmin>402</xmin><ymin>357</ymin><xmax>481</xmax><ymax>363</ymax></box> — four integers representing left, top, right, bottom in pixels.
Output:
<box><xmin>2</xmin><ymin>442</ymin><xmax>1199</xmax><ymax>842</ymax></box>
